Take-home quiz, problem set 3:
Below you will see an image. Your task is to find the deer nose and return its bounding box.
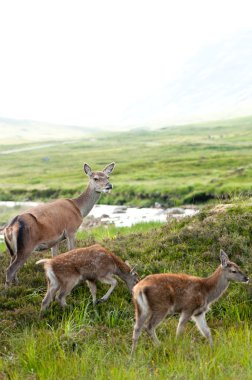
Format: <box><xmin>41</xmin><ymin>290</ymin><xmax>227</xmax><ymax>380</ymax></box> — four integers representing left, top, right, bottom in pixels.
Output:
<box><xmin>244</xmin><ymin>276</ymin><xmax>249</xmax><ymax>283</ymax></box>
<box><xmin>106</xmin><ymin>183</ymin><xmax>113</xmax><ymax>190</ymax></box>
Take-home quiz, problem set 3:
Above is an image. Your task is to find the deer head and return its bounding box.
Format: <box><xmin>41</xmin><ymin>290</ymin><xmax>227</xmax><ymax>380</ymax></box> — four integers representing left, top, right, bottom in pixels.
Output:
<box><xmin>220</xmin><ymin>249</ymin><xmax>249</xmax><ymax>283</ymax></box>
<box><xmin>84</xmin><ymin>162</ymin><xmax>115</xmax><ymax>193</ymax></box>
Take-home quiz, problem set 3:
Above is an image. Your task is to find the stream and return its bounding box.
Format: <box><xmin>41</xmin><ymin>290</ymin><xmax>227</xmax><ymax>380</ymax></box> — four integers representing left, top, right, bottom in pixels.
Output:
<box><xmin>0</xmin><ymin>201</ymin><xmax>199</xmax><ymax>239</ymax></box>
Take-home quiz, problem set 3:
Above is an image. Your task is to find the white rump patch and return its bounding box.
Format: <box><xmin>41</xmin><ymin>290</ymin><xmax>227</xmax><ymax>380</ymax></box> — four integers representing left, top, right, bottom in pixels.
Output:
<box><xmin>45</xmin><ymin>265</ymin><xmax>59</xmax><ymax>288</ymax></box>
<box><xmin>136</xmin><ymin>290</ymin><xmax>150</xmax><ymax>316</ymax></box>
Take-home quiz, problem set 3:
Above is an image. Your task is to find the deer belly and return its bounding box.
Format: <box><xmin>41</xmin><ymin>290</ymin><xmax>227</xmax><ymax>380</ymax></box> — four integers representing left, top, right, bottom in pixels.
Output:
<box><xmin>34</xmin><ymin>232</ymin><xmax>66</xmax><ymax>251</ymax></box>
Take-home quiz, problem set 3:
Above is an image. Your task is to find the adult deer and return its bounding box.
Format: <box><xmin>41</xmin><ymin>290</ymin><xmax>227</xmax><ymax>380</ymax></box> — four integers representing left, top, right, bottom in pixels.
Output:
<box><xmin>4</xmin><ymin>162</ymin><xmax>115</xmax><ymax>287</ymax></box>
<box><xmin>131</xmin><ymin>250</ymin><xmax>249</xmax><ymax>355</ymax></box>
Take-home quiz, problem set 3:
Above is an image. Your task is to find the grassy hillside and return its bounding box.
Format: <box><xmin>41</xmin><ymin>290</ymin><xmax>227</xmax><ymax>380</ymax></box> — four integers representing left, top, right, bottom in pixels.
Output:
<box><xmin>0</xmin><ymin>198</ymin><xmax>252</xmax><ymax>379</ymax></box>
<box><xmin>0</xmin><ymin>116</ymin><xmax>252</xmax><ymax>208</ymax></box>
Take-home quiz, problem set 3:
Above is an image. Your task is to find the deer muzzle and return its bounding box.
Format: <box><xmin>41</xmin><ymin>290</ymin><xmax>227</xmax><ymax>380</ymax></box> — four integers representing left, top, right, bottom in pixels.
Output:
<box><xmin>103</xmin><ymin>183</ymin><xmax>113</xmax><ymax>193</ymax></box>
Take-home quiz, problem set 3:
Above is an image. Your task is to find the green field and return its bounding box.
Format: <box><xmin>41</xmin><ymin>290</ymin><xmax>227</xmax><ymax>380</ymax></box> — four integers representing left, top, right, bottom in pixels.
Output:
<box><xmin>0</xmin><ymin>116</ymin><xmax>252</xmax><ymax>207</ymax></box>
<box><xmin>0</xmin><ymin>199</ymin><xmax>252</xmax><ymax>379</ymax></box>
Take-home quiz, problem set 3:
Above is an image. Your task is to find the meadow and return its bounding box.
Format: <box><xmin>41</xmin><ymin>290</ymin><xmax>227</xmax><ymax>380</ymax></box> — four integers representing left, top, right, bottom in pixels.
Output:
<box><xmin>0</xmin><ymin>117</ymin><xmax>252</xmax><ymax>379</ymax></box>
<box><xmin>0</xmin><ymin>116</ymin><xmax>252</xmax><ymax>208</ymax></box>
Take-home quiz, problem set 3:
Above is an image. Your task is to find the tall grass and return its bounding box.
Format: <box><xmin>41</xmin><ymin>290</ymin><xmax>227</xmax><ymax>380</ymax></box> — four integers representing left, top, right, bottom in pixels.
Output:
<box><xmin>1</xmin><ymin>317</ymin><xmax>251</xmax><ymax>379</ymax></box>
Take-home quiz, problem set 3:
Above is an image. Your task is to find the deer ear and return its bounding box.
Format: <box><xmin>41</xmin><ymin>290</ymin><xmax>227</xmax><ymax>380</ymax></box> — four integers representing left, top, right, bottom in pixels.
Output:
<box><xmin>103</xmin><ymin>162</ymin><xmax>115</xmax><ymax>176</ymax></box>
<box><xmin>125</xmin><ymin>260</ymin><xmax>137</xmax><ymax>272</ymax></box>
<box><xmin>130</xmin><ymin>265</ymin><xmax>138</xmax><ymax>273</ymax></box>
<box><xmin>84</xmin><ymin>163</ymin><xmax>93</xmax><ymax>177</ymax></box>
<box><xmin>220</xmin><ymin>249</ymin><xmax>229</xmax><ymax>267</ymax></box>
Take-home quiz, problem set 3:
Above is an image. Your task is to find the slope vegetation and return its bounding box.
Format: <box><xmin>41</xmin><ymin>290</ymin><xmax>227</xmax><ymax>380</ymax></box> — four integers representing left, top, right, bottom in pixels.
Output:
<box><xmin>0</xmin><ymin>199</ymin><xmax>251</xmax><ymax>379</ymax></box>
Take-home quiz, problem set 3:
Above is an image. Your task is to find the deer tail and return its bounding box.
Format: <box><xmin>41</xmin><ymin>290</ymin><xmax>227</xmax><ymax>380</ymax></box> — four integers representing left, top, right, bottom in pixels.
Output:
<box><xmin>36</xmin><ymin>260</ymin><xmax>58</xmax><ymax>288</ymax></box>
<box><xmin>36</xmin><ymin>259</ymin><xmax>50</xmax><ymax>265</ymax></box>
<box><xmin>4</xmin><ymin>225</ymin><xmax>18</xmax><ymax>257</ymax></box>
<box><xmin>133</xmin><ymin>287</ymin><xmax>150</xmax><ymax>319</ymax></box>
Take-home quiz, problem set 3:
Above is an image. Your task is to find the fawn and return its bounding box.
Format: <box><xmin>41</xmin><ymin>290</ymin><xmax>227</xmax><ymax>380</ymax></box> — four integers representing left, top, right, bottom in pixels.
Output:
<box><xmin>131</xmin><ymin>249</ymin><xmax>249</xmax><ymax>354</ymax></box>
<box><xmin>36</xmin><ymin>243</ymin><xmax>139</xmax><ymax>311</ymax></box>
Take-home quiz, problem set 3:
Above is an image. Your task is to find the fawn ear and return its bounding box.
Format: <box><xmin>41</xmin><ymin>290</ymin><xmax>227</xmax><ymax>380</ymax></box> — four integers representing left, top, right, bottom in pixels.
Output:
<box><xmin>84</xmin><ymin>163</ymin><xmax>93</xmax><ymax>177</ymax></box>
<box><xmin>103</xmin><ymin>162</ymin><xmax>115</xmax><ymax>176</ymax></box>
<box><xmin>130</xmin><ymin>265</ymin><xmax>137</xmax><ymax>273</ymax></box>
<box><xmin>220</xmin><ymin>249</ymin><xmax>229</xmax><ymax>267</ymax></box>
<box><xmin>125</xmin><ymin>260</ymin><xmax>131</xmax><ymax>269</ymax></box>
<box><xmin>125</xmin><ymin>260</ymin><xmax>137</xmax><ymax>273</ymax></box>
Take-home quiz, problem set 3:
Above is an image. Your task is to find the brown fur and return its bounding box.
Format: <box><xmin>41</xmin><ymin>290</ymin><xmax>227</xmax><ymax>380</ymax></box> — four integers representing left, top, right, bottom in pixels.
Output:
<box><xmin>36</xmin><ymin>244</ymin><xmax>139</xmax><ymax>310</ymax></box>
<box><xmin>106</xmin><ymin>250</ymin><xmax>131</xmax><ymax>273</ymax></box>
<box><xmin>3</xmin><ymin>163</ymin><xmax>115</xmax><ymax>287</ymax></box>
<box><xmin>131</xmin><ymin>250</ymin><xmax>249</xmax><ymax>354</ymax></box>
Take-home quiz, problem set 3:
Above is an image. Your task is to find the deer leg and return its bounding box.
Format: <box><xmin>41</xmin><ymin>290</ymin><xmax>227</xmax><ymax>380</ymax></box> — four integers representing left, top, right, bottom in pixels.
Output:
<box><xmin>146</xmin><ymin>326</ymin><xmax>160</xmax><ymax>345</ymax></box>
<box><xmin>192</xmin><ymin>313</ymin><xmax>213</xmax><ymax>348</ymax></box>
<box><xmin>41</xmin><ymin>280</ymin><xmax>60</xmax><ymax>311</ymax></box>
<box><xmin>56</xmin><ymin>288</ymin><xmax>69</xmax><ymax>307</ymax></box>
<box><xmin>86</xmin><ymin>280</ymin><xmax>97</xmax><ymax>305</ymax></box>
<box><xmin>56</xmin><ymin>279</ymin><xmax>79</xmax><ymax>307</ymax></box>
<box><xmin>8</xmin><ymin>255</ymin><xmax>19</xmax><ymax>284</ymax></box>
<box><xmin>145</xmin><ymin>309</ymin><xmax>169</xmax><ymax>345</ymax></box>
<box><xmin>51</xmin><ymin>243</ymin><xmax>59</xmax><ymax>257</ymax></box>
<box><xmin>95</xmin><ymin>276</ymin><xmax>117</xmax><ymax>304</ymax></box>
<box><xmin>5</xmin><ymin>253</ymin><xmax>30</xmax><ymax>288</ymax></box>
<box><xmin>131</xmin><ymin>308</ymin><xmax>150</xmax><ymax>356</ymax></box>
<box><xmin>5</xmin><ymin>240</ymin><xmax>19</xmax><ymax>284</ymax></box>
<box><xmin>176</xmin><ymin>312</ymin><xmax>192</xmax><ymax>338</ymax></box>
<box><xmin>67</xmin><ymin>234</ymin><xmax>75</xmax><ymax>251</ymax></box>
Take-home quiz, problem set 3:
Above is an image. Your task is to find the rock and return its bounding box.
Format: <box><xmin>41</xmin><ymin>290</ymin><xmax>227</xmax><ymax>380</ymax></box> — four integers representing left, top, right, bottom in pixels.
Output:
<box><xmin>113</xmin><ymin>206</ymin><xmax>127</xmax><ymax>214</ymax></box>
<box><xmin>166</xmin><ymin>207</ymin><xmax>185</xmax><ymax>215</ymax></box>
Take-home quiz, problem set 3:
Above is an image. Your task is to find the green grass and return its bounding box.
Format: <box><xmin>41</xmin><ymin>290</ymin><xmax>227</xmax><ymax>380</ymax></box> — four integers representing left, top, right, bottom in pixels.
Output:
<box><xmin>0</xmin><ymin>198</ymin><xmax>252</xmax><ymax>379</ymax></box>
<box><xmin>0</xmin><ymin>116</ymin><xmax>252</xmax><ymax>207</ymax></box>
<box><xmin>76</xmin><ymin>221</ymin><xmax>164</xmax><ymax>242</ymax></box>
<box><xmin>1</xmin><ymin>324</ymin><xmax>251</xmax><ymax>379</ymax></box>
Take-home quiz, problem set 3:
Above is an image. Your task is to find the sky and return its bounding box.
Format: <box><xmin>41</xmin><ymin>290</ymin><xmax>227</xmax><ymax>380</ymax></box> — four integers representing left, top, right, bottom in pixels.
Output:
<box><xmin>0</xmin><ymin>0</ymin><xmax>251</xmax><ymax>128</ymax></box>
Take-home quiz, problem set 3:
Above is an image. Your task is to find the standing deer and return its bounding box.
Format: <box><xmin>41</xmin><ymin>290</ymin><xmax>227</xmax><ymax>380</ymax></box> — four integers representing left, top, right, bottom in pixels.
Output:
<box><xmin>4</xmin><ymin>162</ymin><xmax>115</xmax><ymax>287</ymax></box>
<box><xmin>131</xmin><ymin>250</ymin><xmax>249</xmax><ymax>355</ymax></box>
<box><xmin>36</xmin><ymin>244</ymin><xmax>139</xmax><ymax>311</ymax></box>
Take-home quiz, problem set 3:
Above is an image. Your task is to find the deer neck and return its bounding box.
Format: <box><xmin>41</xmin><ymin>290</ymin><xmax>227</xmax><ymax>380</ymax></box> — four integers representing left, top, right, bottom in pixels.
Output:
<box><xmin>205</xmin><ymin>266</ymin><xmax>229</xmax><ymax>304</ymax></box>
<box><xmin>72</xmin><ymin>183</ymin><xmax>101</xmax><ymax>217</ymax></box>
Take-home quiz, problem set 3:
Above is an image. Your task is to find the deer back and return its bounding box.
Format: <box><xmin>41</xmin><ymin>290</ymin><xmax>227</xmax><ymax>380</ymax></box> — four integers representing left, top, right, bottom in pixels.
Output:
<box><xmin>133</xmin><ymin>273</ymin><xmax>208</xmax><ymax>314</ymax></box>
<box><xmin>26</xmin><ymin>199</ymin><xmax>83</xmax><ymax>234</ymax></box>
<box><xmin>48</xmin><ymin>245</ymin><xmax>116</xmax><ymax>281</ymax></box>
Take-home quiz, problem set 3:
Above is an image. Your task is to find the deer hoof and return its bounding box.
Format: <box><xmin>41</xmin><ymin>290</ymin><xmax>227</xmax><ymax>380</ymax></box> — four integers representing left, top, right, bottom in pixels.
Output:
<box><xmin>4</xmin><ymin>282</ymin><xmax>10</xmax><ymax>290</ymax></box>
<box><xmin>94</xmin><ymin>298</ymin><xmax>105</xmax><ymax>305</ymax></box>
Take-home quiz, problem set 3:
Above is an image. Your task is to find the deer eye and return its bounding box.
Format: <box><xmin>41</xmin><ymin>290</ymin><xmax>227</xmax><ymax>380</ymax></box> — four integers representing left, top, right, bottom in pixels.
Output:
<box><xmin>93</xmin><ymin>177</ymin><xmax>99</xmax><ymax>181</ymax></box>
<box><xmin>231</xmin><ymin>269</ymin><xmax>237</xmax><ymax>273</ymax></box>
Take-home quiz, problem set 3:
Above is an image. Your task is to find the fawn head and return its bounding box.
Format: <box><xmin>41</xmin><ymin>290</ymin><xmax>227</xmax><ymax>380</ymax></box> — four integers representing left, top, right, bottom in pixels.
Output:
<box><xmin>84</xmin><ymin>162</ymin><xmax>115</xmax><ymax>193</ymax></box>
<box><xmin>127</xmin><ymin>265</ymin><xmax>140</xmax><ymax>291</ymax></box>
<box><xmin>220</xmin><ymin>249</ymin><xmax>249</xmax><ymax>283</ymax></box>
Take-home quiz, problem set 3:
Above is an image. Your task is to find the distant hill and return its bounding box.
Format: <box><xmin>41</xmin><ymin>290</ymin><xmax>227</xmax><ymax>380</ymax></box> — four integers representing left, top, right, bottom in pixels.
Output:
<box><xmin>0</xmin><ymin>117</ymin><xmax>97</xmax><ymax>143</ymax></box>
<box><xmin>121</xmin><ymin>30</ymin><xmax>252</xmax><ymax>127</ymax></box>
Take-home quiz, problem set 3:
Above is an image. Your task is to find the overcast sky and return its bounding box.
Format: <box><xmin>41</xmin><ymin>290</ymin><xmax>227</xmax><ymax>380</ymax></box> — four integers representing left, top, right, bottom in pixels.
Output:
<box><xmin>0</xmin><ymin>0</ymin><xmax>251</xmax><ymax>128</ymax></box>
